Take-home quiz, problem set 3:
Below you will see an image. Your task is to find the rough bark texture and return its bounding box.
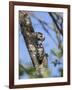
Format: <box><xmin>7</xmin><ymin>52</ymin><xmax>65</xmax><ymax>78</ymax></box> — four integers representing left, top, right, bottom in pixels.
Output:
<box><xmin>19</xmin><ymin>11</ymin><xmax>48</xmax><ymax>77</ymax></box>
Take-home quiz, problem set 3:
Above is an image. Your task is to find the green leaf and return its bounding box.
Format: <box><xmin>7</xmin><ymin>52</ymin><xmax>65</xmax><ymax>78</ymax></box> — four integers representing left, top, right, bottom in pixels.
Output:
<box><xmin>19</xmin><ymin>64</ymin><xmax>24</xmax><ymax>76</ymax></box>
<box><xmin>26</xmin><ymin>67</ymin><xmax>36</xmax><ymax>75</ymax></box>
<box><xmin>51</xmin><ymin>48</ymin><xmax>63</xmax><ymax>58</ymax></box>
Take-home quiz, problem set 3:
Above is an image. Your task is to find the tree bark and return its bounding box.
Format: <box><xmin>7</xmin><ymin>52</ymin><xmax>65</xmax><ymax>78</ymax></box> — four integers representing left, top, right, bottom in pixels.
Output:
<box><xmin>19</xmin><ymin>11</ymin><xmax>48</xmax><ymax>78</ymax></box>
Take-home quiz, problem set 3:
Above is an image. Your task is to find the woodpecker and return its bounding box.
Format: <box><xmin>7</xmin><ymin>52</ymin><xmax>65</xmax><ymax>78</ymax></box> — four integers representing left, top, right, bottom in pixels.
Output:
<box><xmin>31</xmin><ymin>32</ymin><xmax>45</xmax><ymax>47</ymax></box>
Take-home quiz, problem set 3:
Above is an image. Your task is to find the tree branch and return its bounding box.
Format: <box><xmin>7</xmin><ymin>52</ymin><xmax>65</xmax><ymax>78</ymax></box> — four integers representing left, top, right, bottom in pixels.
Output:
<box><xmin>48</xmin><ymin>12</ymin><xmax>63</xmax><ymax>36</ymax></box>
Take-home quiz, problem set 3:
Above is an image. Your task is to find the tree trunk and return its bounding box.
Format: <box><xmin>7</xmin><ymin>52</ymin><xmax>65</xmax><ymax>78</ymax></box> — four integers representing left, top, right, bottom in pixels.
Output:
<box><xmin>19</xmin><ymin>11</ymin><xmax>48</xmax><ymax>78</ymax></box>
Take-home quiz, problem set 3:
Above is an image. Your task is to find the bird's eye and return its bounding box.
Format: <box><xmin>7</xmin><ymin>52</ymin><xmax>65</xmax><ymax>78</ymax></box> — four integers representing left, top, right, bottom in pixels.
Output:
<box><xmin>40</xmin><ymin>35</ymin><xmax>42</xmax><ymax>37</ymax></box>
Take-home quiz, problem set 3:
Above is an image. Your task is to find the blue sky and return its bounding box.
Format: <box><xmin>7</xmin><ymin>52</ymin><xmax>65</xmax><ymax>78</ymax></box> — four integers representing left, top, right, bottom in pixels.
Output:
<box><xmin>19</xmin><ymin>11</ymin><xmax>63</xmax><ymax>78</ymax></box>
